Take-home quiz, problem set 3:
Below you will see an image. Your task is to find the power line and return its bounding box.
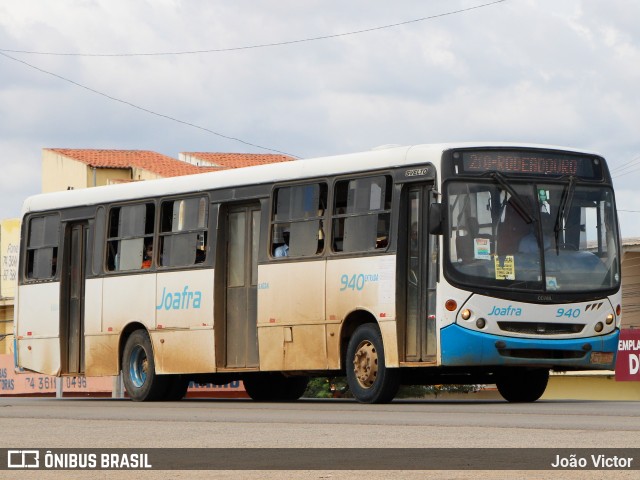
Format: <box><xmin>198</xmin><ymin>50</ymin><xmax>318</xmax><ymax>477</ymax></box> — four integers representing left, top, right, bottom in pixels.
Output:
<box><xmin>613</xmin><ymin>163</ymin><xmax>640</xmax><ymax>178</ymax></box>
<box><xmin>0</xmin><ymin>51</ymin><xmax>299</xmax><ymax>158</ymax></box>
<box><xmin>611</xmin><ymin>155</ymin><xmax>640</xmax><ymax>176</ymax></box>
<box><xmin>0</xmin><ymin>1</ymin><xmax>507</xmax><ymax>57</ymax></box>
<box><xmin>611</xmin><ymin>156</ymin><xmax>640</xmax><ymax>177</ymax></box>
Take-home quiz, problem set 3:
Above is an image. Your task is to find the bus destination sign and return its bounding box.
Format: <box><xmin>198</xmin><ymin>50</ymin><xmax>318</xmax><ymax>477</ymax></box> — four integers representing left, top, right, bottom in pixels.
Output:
<box><xmin>458</xmin><ymin>151</ymin><xmax>602</xmax><ymax>179</ymax></box>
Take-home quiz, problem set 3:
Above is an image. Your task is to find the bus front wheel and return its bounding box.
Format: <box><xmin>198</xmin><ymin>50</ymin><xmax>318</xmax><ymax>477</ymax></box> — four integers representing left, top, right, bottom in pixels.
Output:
<box><xmin>346</xmin><ymin>323</ymin><xmax>400</xmax><ymax>404</ymax></box>
<box><xmin>122</xmin><ymin>329</ymin><xmax>168</xmax><ymax>401</ymax></box>
<box><xmin>496</xmin><ymin>368</ymin><xmax>549</xmax><ymax>402</ymax></box>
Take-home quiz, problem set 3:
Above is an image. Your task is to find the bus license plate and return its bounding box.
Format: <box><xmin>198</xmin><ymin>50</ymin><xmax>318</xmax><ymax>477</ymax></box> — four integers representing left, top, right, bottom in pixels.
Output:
<box><xmin>590</xmin><ymin>352</ymin><xmax>614</xmax><ymax>364</ymax></box>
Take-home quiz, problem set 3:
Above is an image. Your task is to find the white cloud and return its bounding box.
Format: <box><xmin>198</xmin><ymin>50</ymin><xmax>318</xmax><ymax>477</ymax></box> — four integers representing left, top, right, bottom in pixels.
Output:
<box><xmin>1</xmin><ymin>0</ymin><xmax>640</xmax><ymax>236</ymax></box>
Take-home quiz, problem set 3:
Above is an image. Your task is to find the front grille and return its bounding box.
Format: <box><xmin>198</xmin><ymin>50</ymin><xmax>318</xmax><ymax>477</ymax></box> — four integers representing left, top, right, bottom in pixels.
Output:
<box><xmin>497</xmin><ymin>322</ymin><xmax>584</xmax><ymax>335</ymax></box>
<box><xmin>497</xmin><ymin>349</ymin><xmax>587</xmax><ymax>360</ymax></box>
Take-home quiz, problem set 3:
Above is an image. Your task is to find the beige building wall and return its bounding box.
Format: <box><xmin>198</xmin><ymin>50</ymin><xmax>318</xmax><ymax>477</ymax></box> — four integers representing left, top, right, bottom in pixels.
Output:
<box><xmin>0</xmin><ymin>301</ymin><xmax>13</xmax><ymax>355</ymax></box>
<box><xmin>93</xmin><ymin>167</ymin><xmax>132</xmax><ymax>186</ymax></box>
<box><xmin>0</xmin><ymin>219</ymin><xmax>19</xmax><ymax>356</ymax></box>
<box><xmin>42</xmin><ymin>150</ymin><xmax>133</xmax><ymax>191</ymax></box>
<box><xmin>42</xmin><ymin>149</ymin><xmax>90</xmax><ymax>192</ymax></box>
<box><xmin>544</xmin><ymin>373</ymin><xmax>640</xmax><ymax>400</ymax></box>
<box><xmin>621</xmin><ymin>250</ymin><xmax>640</xmax><ymax>329</ymax></box>
<box><xmin>0</xmin><ymin>219</ymin><xmax>20</xmax><ymax>300</ymax></box>
<box><xmin>131</xmin><ymin>167</ymin><xmax>162</xmax><ymax>182</ymax></box>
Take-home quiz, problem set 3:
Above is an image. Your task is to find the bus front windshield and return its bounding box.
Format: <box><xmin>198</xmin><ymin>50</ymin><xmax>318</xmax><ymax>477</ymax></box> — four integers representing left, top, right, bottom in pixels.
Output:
<box><xmin>445</xmin><ymin>179</ymin><xmax>620</xmax><ymax>294</ymax></box>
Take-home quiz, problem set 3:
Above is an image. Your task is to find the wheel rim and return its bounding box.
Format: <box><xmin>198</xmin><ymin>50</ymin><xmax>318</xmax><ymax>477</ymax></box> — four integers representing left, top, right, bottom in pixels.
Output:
<box><xmin>129</xmin><ymin>345</ymin><xmax>148</xmax><ymax>388</ymax></box>
<box><xmin>352</xmin><ymin>340</ymin><xmax>378</xmax><ymax>389</ymax></box>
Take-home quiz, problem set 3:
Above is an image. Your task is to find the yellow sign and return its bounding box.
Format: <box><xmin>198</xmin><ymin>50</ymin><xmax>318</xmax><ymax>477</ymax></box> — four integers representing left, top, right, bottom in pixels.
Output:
<box><xmin>494</xmin><ymin>255</ymin><xmax>515</xmax><ymax>280</ymax></box>
<box><xmin>1</xmin><ymin>219</ymin><xmax>20</xmax><ymax>298</ymax></box>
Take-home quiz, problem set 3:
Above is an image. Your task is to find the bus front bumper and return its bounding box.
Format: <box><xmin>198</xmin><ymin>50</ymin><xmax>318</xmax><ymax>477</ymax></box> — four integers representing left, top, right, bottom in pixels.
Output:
<box><xmin>440</xmin><ymin>324</ymin><xmax>619</xmax><ymax>369</ymax></box>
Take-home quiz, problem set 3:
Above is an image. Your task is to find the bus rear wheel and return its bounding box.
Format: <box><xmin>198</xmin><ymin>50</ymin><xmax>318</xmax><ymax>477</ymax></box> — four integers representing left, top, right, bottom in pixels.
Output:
<box><xmin>496</xmin><ymin>368</ymin><xmax>549</xmax><ymax>402</ymax></box>
<box><xmin>346</xmin><ymin>323</ymin><xmax>399</xmax><ymax>404</ymax></box>
<box><xmin>243</xmin><ymin>373</ymin><xmax>309</xmax><ymax>402</ymax></box>
<box><xmin>122</xmin><ymin>329</ymin><xmax>168</xmax><ymax>401</ymax></box>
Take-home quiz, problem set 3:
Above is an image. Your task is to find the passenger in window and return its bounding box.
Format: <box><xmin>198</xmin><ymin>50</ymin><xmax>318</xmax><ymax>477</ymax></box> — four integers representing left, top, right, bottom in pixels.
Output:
<box><xmin>317</xmin><ymin>221</ymin><xmax>325</xmax><ymax>254</ymax></box>
<box><xmin>274</xmin><ymin>231</ymin><xmax>290</xmax><ymax>257</ymax></box>
<box><xmin>376</xmin><ymin>236</ymin><xmax>389</xmax><ymax>249</ymax></box>
<box><xmin>142</xmin><ymin>243</ymin><xmax>153</xmax><ymax>269</ymax></box>
<box><xmin>519</xmin><ymin>212</ymin><xmax>553</xmax><ymax>254</ymax></box>
<box><xmin>196</xmin><ymin>247</ymin><xmax>206</xmax><ymax>264</ymax></box>
<box><xmin>376</xmin><ymin>216</ymin><xmax>390</xmax><ymax>249</ymax></box>
<box><xmin>50</xmin><ymin>253</ymin><xmax>58</xmax><ymax>277</ymax></box>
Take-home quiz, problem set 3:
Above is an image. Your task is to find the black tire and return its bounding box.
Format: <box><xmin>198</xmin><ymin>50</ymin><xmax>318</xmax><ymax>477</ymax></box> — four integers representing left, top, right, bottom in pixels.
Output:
<box><xmin>122</xmin><ymin>329</ymin><xmax>168</xmax><ymax>401</ymax></box>
<box><xmin>496</xmin><ymin>368</ymin><xmax>549</xmax><ymax>402</ymax></box>
<box><xmin>346</xmin><ymin>323</ymin><xmax>400</xmax><ymax>404</ymax></box>
<box><xmin>243</xmin><ymin>373</ymin><xmax>309</xmax><ymax>402</ymax></box>
<box><xmin>162</xmin><ymin>375</ymin><xmax>190</xmax><ymax>401</ymax></box>
<box><xmin>277</xmin><ymin>375</ymin><xmax>310</xmax><ymax>401</ymax></box>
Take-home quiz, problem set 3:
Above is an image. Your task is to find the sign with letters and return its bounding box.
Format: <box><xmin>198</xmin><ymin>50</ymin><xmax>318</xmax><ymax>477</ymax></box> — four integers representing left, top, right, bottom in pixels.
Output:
<box><xmin>0</xmin><ymin>219</ymin><xmax>20</xmax><ymax>299</ymax></box>
<box><xmin>615</xmin><ymin>329</ymin><xmax>640</xmax><ymax>381</ymax></box>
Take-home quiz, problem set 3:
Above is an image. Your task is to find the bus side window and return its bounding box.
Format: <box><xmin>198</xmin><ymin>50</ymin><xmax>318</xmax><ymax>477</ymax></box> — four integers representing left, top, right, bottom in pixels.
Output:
<box><xmin>106</xmin><ymin>203</ymin><xmax>155</xmax><ymax>272</ymax></box>
<box><xmin>159</xmin><ymin>197</ymin><xmax>208</xmax><ymax>268</ymax></box>
<box><xmin>270</xmin><ymin>183</ymin><xmax>326</xmax><ymax>258</ymax></box>
<box><xmin>332</xmin><ymin>175</ymin><xmax>392</xmax><ymax>253</ymax></box>
<box><xmin>26</xmin><ymin>214</ymin><xmax>60</xmax><ymax>280</ymax></box>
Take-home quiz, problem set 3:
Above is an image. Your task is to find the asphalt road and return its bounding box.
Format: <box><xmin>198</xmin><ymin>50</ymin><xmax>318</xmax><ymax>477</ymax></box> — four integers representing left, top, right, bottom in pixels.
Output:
<box><xmin>0</xmin><ymin>397</ymin><xmax>638</xmax><ymax>479</ymax></box>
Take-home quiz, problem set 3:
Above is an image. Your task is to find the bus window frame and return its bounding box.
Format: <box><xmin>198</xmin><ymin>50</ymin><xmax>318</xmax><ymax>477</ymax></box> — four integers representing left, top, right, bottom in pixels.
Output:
<box><xmin>440</xmin><ymin>176</ymin><xmax>621</xmax><ymax>304</ymax></box>
<box><xmin>268</xmin><ymin>181</ymin><xmax>328</xmax><ymax>260</ymax></box>
<box><xmin>104</xmin><ymin>201</ymin><xmax>156</xmax><ymax>274</ymax></box>
<box><xmin>23</xmin><ymin>213</ymin><xmax>61</xmax><ymax>283</ymax></box>
<box><xmin>157</xmin><ymin>194</ymin><xmax>210</xmax><ymax>270</ymax></box>
<box><xmin>330</xmin><ymin>173</ymin><xmax>393</xmax><ymax>255</ymax></box>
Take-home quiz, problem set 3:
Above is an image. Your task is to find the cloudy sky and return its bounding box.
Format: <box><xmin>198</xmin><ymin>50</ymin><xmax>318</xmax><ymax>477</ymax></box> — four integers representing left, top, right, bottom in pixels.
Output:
<box><xmin>1</xmin><ymin>0</ymin><xmax>639</xmax><ymax>236</ymax></box>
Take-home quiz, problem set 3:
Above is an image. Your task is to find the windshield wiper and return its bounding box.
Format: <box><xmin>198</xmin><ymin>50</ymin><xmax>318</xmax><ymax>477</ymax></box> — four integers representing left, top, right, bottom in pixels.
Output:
<box><xmin>554</xmin><ymin>176</ymin><xmax>576</xmax><ymax>254</ymax></box>
<box><xmin>491</xmin><ymin>172</ymin><xmax>534</xmax><ymax>224</ymax></box>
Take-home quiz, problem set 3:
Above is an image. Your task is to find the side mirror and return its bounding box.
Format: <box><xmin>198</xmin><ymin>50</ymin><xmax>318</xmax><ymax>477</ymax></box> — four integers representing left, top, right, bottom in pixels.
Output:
<box><xmin>428</xmin><ymin>203</ymin><xmax>444</xmax><ymax>235</ymax></box>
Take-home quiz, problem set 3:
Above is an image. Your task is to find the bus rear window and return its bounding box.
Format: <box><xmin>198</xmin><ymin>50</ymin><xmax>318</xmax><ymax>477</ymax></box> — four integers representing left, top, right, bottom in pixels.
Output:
<box><xmin>26</xmin><ymin>214</ymin><xmax>60</xmax><ymax>280</ymax></box>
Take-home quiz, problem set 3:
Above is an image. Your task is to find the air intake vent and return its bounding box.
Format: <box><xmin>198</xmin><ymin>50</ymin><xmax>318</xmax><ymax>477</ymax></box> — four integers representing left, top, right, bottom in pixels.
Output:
<box><xmin>497</xmin><ymin>322</ymin><xmax>584</xmax><ymax>335</ymax></box>
<box><xmin>497</xmin><ymin>349</ymin><xmax>587</xmax><ymax>360</ymax></box>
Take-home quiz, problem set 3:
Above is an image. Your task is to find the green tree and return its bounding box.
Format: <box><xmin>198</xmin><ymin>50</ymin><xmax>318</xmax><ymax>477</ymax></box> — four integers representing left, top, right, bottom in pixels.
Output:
<box><xmin>304</xmin><ymin>377</ymin><xmax>351</xmax><ymax>398</ymax></box>
<box><xmin>304</xmin><ymin>378</ymin><xmax>484</xmax><ymax>399</ymax></box>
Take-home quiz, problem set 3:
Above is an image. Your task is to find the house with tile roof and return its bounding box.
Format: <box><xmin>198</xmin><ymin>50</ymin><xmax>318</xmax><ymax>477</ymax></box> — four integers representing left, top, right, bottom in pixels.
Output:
<box><xmin>179</xmin><ymin>152</ymin><xmax>294</xmax><ymax>169</ymax></box>
<box><xmin>42</xmin><ymin>149</ymin><xmax>293</xmax><ymax>193</ymax></box>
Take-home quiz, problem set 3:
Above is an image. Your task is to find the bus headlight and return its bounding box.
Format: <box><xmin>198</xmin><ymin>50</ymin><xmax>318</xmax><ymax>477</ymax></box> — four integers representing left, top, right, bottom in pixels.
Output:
<box><xmin>476</xmin><ymin>318</ymin><xmax>486</xmax><ymax>329</ymax></box>
<box><xmin>605</xmin><ymin>314</ymin><xmax>614</xmax><ymax>325</ymax></box>
<box><xmin>461</xmin><ymin>309</ymin><xmax>472</xmax><ymax>320</ymax></box>
<box><xmin>594</xmin><ymin>322</ymin><xmax>604</xmax><ymax>333</ymax></box>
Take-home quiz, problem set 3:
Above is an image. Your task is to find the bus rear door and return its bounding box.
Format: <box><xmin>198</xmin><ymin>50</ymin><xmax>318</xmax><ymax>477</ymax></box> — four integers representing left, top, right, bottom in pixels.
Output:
<box><xmin>60</xmin><ymin>222</ymin><xmax>88</xmax><ymax>375</ymax></box>
<box><xmin>224</xmin><ymin>203</ymin><xmax>261</xmax><ymax>369</ymax></box>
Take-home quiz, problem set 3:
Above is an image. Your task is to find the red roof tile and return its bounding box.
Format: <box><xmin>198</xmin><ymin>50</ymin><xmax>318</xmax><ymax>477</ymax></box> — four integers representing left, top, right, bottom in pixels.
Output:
<box><xmin>46</xmin><ymin>148</ymin><xmax>220</xmax><ymax>178</ymax></box>
<box><xmin>182</xmin><ymin>152</ymin><xmax>294</xmax><ymax>169</ymax></box>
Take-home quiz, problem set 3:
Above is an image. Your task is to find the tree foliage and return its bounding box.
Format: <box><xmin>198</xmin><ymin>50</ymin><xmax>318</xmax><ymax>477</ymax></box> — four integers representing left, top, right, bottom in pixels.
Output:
<box><xmin>303</xmin><ymin>377</ymin><xmax>484</xmax><ymax>399</ymax></box>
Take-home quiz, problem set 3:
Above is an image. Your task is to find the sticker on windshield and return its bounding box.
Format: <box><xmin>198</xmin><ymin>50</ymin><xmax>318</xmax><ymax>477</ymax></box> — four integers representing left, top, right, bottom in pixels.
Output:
<box><xmin>494</xmin><ymin>255</ymin><xmax>515</xmax><ymax>280</ymax></box>
<box><xmin>474</xmin><ymin>238</ymin><xmax>491</xmax><ymax>260</ymax></box>
<box><xmin>546</xmin><ymin>276</ymin><xmax>559</xmax><ymax>290</ymax></box>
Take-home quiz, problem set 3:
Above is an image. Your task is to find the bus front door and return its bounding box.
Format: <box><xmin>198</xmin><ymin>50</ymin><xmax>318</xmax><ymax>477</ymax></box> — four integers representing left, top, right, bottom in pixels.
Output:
<box><xmin>60</xmin><ymin>222</ymin><xmax>87</xmax><ymax>375</ymax></box>
<box><xmin>225</xmin><ymin>204</ymin><xmax>260</xmax><ymax>368</ymax></box>
<box><xmin>404</xmin><ymin>185</ymin><xmax>437</xmax><ymax>362</ymax></box>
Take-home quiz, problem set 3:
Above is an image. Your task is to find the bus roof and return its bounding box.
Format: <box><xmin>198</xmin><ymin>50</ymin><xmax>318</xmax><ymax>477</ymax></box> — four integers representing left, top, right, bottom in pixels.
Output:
<box><xmin>22</xmin><ymin>142</ymin><xmax>599</xmax><ymax>215</ymax></box>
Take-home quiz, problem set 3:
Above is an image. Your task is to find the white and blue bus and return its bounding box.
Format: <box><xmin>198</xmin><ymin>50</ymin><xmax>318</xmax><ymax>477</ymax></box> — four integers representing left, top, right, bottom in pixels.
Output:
<box><xmin>14</xmin><ymin>143</ymin><xmax>621</xmax><ymax>403</ymax></box>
